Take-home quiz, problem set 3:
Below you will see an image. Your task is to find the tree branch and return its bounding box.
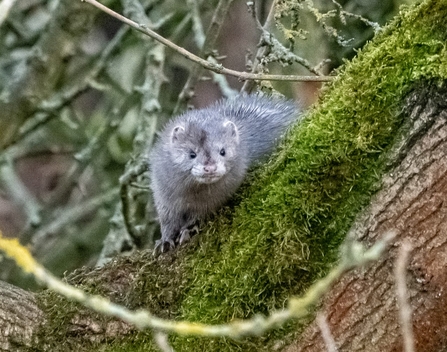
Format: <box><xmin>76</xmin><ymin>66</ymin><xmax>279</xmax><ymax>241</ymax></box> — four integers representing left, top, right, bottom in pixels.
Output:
<box><xmin>0</xmin><ymin>0</ymin><xmax>97</xmax><ymax>149</ymax></box>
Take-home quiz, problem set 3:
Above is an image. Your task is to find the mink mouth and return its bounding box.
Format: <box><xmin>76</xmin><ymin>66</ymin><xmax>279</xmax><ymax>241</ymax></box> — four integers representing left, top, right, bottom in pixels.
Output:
<box><xmin>194</xmin><ymin>175</ymin><xmax>223</xmax><ymax>184</ymax></box>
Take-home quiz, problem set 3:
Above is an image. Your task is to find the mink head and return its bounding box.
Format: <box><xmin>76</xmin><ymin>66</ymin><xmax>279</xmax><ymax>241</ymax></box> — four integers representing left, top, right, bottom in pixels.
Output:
<box><xmin>169</xmin><ymin>120</ymin><xmax>240</xmax><ymax>184</ymax></box>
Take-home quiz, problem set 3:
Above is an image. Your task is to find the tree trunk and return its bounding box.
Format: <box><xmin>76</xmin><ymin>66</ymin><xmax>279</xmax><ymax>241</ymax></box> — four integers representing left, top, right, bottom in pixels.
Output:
<box><xmin>285</xmin><ymin>82</ymin><xmax>447</xmax><ymax>352</ymax></box>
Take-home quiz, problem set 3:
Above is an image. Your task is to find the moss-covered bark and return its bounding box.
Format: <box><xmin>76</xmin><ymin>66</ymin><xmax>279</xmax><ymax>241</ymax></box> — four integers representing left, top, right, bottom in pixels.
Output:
<box><xmin>31</xmin><ymin>0</ymin><xmax>447</xmax><ymax>350</ymax></box>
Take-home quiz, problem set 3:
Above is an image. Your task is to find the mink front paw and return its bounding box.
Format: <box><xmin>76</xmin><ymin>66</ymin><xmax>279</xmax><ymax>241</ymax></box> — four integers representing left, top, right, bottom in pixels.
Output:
<box><xmin>153</xmin><ymin>238</ymin><xmax>175</xmax><ymax>256</ymax></box>
<box><xmin>179</xmin><ymin>225</ymin><xmax>199</xmax><ymax>245</ymax></box>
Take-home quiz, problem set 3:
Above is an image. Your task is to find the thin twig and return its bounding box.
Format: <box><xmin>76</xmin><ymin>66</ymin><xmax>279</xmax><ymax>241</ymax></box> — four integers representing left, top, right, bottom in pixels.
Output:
<box><xmin>174</xmin><ymin>0</ymin><xmax>236</xmax><ymax>112</ymax></box>
<box><xmin>187</xmin><ymin>0</ymin><xmax>205</xmax><ymax>48</ymax></box>
<box><xmin>241</xmin><ymin>0</ymin><xmax>280</xmax><ymax>93</ymax></box>
<box><xmin>120</xmin><ymin>183</ymin><xmax>143</xmax><ymax>247</ymax></box>
<box><xmin>121</xmin><ymin>0</ymin><xmax>151</xmax><ymax>26</ymax></box>
<box><xmin>154</xmin><ymin>332</ymin><xmax>175</xmax><ymax>352</ymax></box>
<box><xmin>187</xmin><ymin>0</ymin><xmax>237</xmax><ymax>98</ymax></box>
<box><xmin>316</xmin><ymin>313</ymin><xmax>338</xmax><ymax>352</ymax></box>
<box><xmin>0</xmin><ymin>0</ymin><xmax>18</xmax><ymax>27</ymax></box>
<box><xmin>0</xmin><ymin>156</ymin><xmax>42</xmax><ymax>227</ymax></box>
<box><xmin>82</xmin><ymin>0</ymin><xmax>333</xmax><ymax>83</ymax></box>
<box><xmin>246</xmin><ymin>0</ymin><xmax>261</xmax><ymax>28</ymax></box>
<box><xmin>395</xmin><ymin>241</ymin><xmax>415</xmax><ymax>352</ymax></box>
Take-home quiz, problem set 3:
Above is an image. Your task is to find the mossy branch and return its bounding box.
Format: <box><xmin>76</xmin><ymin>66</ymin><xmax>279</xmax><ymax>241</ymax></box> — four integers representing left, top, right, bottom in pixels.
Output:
<box><xmin>0</xmin><ymin>230</ymin><xmax>393</xmax><ymax>339</ymax></box>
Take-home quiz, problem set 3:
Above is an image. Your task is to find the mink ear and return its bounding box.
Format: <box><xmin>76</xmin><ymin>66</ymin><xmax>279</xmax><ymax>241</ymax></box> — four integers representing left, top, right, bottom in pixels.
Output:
<box><xmin>223</xmin><ymin>120</ymin><xmax>239</xmax><ymax>144</ymax></box>
<box><xmin>171</xmin><ymin>125</ymin><xmax>186</xmax><ymax>144</ymax></box>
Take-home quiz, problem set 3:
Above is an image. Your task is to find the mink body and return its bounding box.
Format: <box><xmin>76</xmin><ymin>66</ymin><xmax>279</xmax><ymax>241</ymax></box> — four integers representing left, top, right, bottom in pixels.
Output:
<box><xmin>149</xmin><ymin>94</ymin><xmax>299</xmax><ymax>254</ymax></box>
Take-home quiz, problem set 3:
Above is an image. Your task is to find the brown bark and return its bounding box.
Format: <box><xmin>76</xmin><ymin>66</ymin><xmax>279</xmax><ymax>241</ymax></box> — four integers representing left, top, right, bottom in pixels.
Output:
<box><xmin>285</xmin><ymin>83</ymin><xmax>447</xmax><ymax>351</ymax></box>
<box><xmin>0</xmin><ymin>281</ymin><xmax>43</xmax><ymax>350</ymax></box>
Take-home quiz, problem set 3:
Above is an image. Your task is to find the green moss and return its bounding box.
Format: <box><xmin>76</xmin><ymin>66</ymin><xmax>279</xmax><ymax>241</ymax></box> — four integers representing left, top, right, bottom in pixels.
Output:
<box><xmin>171</xmin><ymin>0</ymin><xmax>447</xmax><ymax>350</ymax></box>
<box><xmin>36</xmin><ymin>250</ymin><xmax>194</xmax><ymax>351</ymax></box>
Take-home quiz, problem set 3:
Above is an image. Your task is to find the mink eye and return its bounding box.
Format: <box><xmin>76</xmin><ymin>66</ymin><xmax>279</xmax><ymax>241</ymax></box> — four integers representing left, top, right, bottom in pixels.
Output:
<box><xmin>219</xmin><ymin>148</ymin><xmax>226</xmax><ymax>156</ymax></box>
<box><xmin>189</xmin><ymin>151</ymin><xmax>197</xmax><ymax>159</ymax></box>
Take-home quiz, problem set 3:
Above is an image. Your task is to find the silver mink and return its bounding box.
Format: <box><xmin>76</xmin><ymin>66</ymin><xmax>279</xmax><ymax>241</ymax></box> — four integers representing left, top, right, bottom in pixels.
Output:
<box><xmin>149</xmin><ymin>94</ymin><xmax>300</xmax><ymax>254</ymax></box>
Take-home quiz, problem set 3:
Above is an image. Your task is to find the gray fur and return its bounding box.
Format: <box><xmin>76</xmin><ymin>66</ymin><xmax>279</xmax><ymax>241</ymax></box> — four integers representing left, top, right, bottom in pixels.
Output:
<box><xmin>149</xmin><ymin>94</ymin><xmax>300</xmax><ymax>254</ymax></box>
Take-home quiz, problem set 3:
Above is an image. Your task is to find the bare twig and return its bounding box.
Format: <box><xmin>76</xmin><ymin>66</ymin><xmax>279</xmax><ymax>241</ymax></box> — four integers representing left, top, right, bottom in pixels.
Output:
<box><xmin>317</xmin><ymin>313</ymin><xmax>338</xmax><ymax>352</ymax></box>
<box><xmin>154</xmin><ymin>332</ymin><xmax>175</xmax><ymax>352</ymax></box>
<box><xmin>174</xmin><ymin>0</ymin><xmax>236</xmax><ymax>112</ymax></box>
<box><xmin>186</xmin><ymin>0</ymin><xmax>237</xmax><ymax>99</ymax></box>
<box><xmin>395</xmin><ymin>241</ymin><xmax>415</xmax><ymax>352</ymax></box>
<box><xmin>81</xmin><ymin>0</ymin><xmax>333</xmax><ymax>83</ymax></box>
<box><xmin>241</xmin><ymin>0</ymin><xmax>279</xmax><ymax>93</ymax></box>
<box><xmin>246</xmin><ymin>0</ymin><xmax>263</xmax><ymax>29</ymax></box>
<box><xmin>0</xmin><ymin>0</ymin><xmax>18</xmax><ymax>27</ymax></box>
<box><xmin>121</xmin><ymin>0</ymin><xmax>151</xmax><ymax>27</ymax></box>
<box><xmin>187</xmin><ymin>0</ymin><xmax>205</xmax><ymax>48</ymax></box>
<box><xmin>120</xmin><ymin>180</ymin><xmax>144</xmax><ymax>246</ymax></box>
<box><xmin>0</xmin><ymin>156</ymin><xmax>42</xmax><ymax>227</ymax></box>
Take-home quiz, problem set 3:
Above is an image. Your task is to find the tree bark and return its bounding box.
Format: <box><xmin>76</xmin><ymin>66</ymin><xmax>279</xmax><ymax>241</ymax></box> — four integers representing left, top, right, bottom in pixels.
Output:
<box><xmin>0</xmin><ymin>281</ymin><xmax>43</xmax><ymax>350</ymax></box>
<box><xmin>284</xmin><ymin>82</ymin><xmax>447</xmax><ymax>351</ymax></box>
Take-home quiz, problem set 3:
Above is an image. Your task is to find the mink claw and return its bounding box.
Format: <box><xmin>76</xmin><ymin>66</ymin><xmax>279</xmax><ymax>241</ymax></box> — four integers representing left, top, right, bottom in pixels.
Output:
<box><xmin>153</xmin><ymin>238</ymin><xmax>175</xmax><ymax>256</ymax></box>
<box><xmin>179</xmin><ymin>225</ymin><xmax>199</xmax><ymax>245</ymax></box>
<box><xmin>178</xmin><ymin>229</ymin><xmax>190</xmax><ymax>245</ymax></box>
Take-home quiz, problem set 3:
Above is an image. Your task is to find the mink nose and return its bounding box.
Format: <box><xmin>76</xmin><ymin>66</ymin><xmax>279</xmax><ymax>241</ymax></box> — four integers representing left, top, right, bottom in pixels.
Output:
<box><xmin>203</xmin><ymin>164</ymin><xmax>217</xmax><ymax>173</ymax></box>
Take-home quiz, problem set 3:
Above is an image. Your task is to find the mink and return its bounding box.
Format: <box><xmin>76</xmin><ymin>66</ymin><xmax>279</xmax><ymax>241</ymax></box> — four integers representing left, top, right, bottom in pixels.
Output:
<box><xmin>149</xmin><ymin>94</ymin><xmax>300</xmax><ymax>254</ymax></box>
